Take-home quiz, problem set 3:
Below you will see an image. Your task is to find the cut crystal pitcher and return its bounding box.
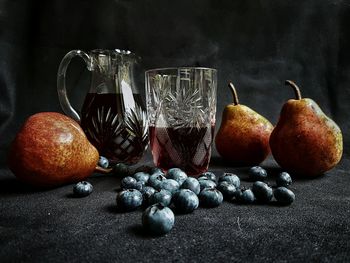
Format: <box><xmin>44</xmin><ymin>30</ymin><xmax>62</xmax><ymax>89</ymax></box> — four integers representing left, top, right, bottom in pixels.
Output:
<box><xmin>57</xmin><ymin>49</ymin><xmax>148</xmax><ymax>165</ymax></box>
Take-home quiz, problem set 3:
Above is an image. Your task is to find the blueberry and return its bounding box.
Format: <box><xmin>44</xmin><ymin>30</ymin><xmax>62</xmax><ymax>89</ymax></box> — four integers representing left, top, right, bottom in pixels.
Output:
<box><xmin>249</xmin><ymin>166</ymin><xmax>267</xmax><ymax>181</ymax></box>
<box><xmin>150</xmin><ymin>167</ymin><xmax>165</xmax><ymax>176</ymax></box>
<box><xmin>148</xmin><ymin>174</ymin><xmax>167</xmax><ymax>189</ymax></box>
<box><xmin>140</xmin><ymin>186</ymin><xmax>156</xmax><ymax>206</ymax></box>
<box><xmin>199</xmin><ymin>188</ymin><xmax>223</xmax><ymax>207</ymax></box>
<box><xmin>73</xmin><ymin>181</ymin><xmax>93</xmax><ymax>197</ymax></box>
<box><xmin>142</xmin><ymin>203</ymin><xmax>175</xmax><ymax>235</ymax></box>
<box><xmin>217</xmin><ymin>181</ymin><xmax>236</xmax><ymax>200</ymax></box>
<box><xmin>113</xmin><ymin>163</ymin><xmax>130</xmax><ymax>177</ymax></box>
<box><xmin>252</xmin><ymin>181</ymin><xmax>273</xmax><ymax>203</ymax></box>
<box><xmin>133</xmin><ymin>172</ymin><xmax>150</xmax><ymax>184</ymax></box>
<box><xmin>158</xmin><ymin>179</ymin><xmax>180</xmax><ymax>194</ymax></box>
<box><xmin>198</xmin><ymin>178</ymin><xmax>217</xmax><ymax>191</ymax></box>
<box><xmin>172</xmin><ymin>189</ymin><xmax>199</xmax><ymax>213</ymax></box>
<box><xmin>236</xmin><ymin>188</ymin><xmax>255</xmax><ymax>204</ymax></box>
<box><xmin>274</xmin><ymin>187</ymin><xmax>295</xmax><ymax>205</ymax></box>
<box><xmin>199</xmin><ymin>171</ymin><xmax>217</xmax><ymax>182</ymax></box>
<box><xmin>181</xmin><ymin>177</ymin><xmax>200</xmax><ymax>195</ymax></box>
<box><xmin>116</xmin><ymin>189</ymin><xmax>143</xmax><ymax>211</ymax></box>
<box><xmin>167</xmin><ymin>168</ymin><xmax>187</xmax><ymax>186</ymax></box>
<box><xmin>219</xmin><ymin>173</ymin><xmax>240</xmax><ymax>188</ymax></box>
<box><xmin>149</xmin><ymin>189</ymin><xmax>172</xmax><ymax>207</ymax></box>
<box><xmin>121</xmin><ymin>176</ymin><xmax>143</xmax><ymax>191</ymax></box>
<box><xmin>98</xmin><ymin>156</ymin><xmax>109</xmax><ymax>168</ymax></box>
<box><xmin>276</xmin><ymin>172</ymin><xmax>292</xmax><ymax>187</ymax></box>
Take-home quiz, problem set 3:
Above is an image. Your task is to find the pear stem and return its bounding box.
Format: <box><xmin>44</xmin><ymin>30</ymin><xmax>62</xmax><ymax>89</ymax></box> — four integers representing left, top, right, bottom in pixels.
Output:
<box><xmin>229</xmin><ymin>82</ymin><xmax>239</xmax><ymax>105</ymax></box>
<box><xmin>95</xmin><ymin>166</ymin><xmax>113</xmax><ymax>174</ymax></box>
<box><xmin>285</xmin><ymin>80</ymin><xmax>302</xmax><ymax>100</ymax></box>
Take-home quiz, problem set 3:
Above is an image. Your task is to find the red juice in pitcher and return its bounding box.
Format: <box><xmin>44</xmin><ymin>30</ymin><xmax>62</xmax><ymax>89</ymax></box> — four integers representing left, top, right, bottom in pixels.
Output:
<box><xmin>149</xmin><ymin>125</ymin><xmax>215</xmax><ymax>176</ymax></box>
<box><xmin>80</xmin><ymin>93</ymin><xmax>148</xmax><ymax>164</ymax></box>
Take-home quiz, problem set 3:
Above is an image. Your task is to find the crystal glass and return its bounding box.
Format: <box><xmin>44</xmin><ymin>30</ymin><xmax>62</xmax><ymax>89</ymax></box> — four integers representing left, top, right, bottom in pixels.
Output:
<box><xmin>57</xmin><ymin>49</ymin><xmax>148</xmax><ymax>165</ymax></box>
<box><xmin>145</xmin><ymin>67</ymin><xmax>217</xmax><ymax>176</ymax></box>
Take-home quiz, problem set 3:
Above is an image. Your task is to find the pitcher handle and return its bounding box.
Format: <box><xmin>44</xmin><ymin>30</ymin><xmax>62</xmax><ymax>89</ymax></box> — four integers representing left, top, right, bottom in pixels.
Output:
<box><xmin>57</xmin><ymin>50</ymin><xmax>92</xmax><ymax>122</ymax></box>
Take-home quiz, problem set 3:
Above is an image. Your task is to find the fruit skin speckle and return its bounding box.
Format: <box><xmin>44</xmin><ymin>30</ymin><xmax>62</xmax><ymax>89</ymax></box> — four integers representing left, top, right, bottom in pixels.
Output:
<box><xmin>116</xmin><ymin>189</ymin><xmax>143</xmax><ymax>211</ymax></box>
<box><xmin>73</xmin><ymin>181</ymin><xmax>93</xmax><ymax>197</ymax></box>
<box><xmin>274</xmin><ymin>187</ymin><xmax>295</xmax><ymax>205</ymax></box>
<box><xmin>8</xmin><ymin>112</ymin><xmax>99</xmax><ymax>188</ymax></box>
<box><xmin>142</xmin><ymin>203</ymin><xmax>175</xmax><ymax>235</ymax></box>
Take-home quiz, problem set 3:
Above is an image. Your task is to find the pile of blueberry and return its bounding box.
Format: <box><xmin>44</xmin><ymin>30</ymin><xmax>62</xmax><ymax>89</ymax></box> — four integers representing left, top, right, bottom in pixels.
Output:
<box><xmin>72</xmin><ymin>157</ymin><xmax>296</xmax><ymax>236</ymax></box>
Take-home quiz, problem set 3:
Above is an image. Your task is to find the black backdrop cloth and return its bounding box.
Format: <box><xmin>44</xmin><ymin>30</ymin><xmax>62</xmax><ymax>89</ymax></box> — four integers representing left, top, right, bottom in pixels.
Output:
<box><xmin>0</xmin><ymin>1</ymin><xmax>349</xmax><ymax>262</ymax></box>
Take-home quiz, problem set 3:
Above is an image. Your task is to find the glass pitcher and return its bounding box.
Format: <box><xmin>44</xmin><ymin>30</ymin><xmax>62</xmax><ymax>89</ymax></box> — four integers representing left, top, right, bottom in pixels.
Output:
<box><xmin>57</xmin><ymin>49</ymin><xmax>148</xmax><ymax>165</ymax></box>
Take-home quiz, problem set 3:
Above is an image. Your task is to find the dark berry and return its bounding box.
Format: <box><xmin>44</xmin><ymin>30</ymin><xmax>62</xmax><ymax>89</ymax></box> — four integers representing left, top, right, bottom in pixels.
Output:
<box><xmin>217</xmin><ymin>181</ymin><xmax>236</xmax><ymax>200</ymax></box>
<box><xmin>140</xmin><ymin>186</ymin><xmax>156</xmax><ymax>206</ymax></box>
<box><xmin>149</xmin><ymin>189</ymin><xmax>172</xmax><ymax>207</ymax></box>
<box><xmin>116</xmin><ymin>189</ymin><xmax>143</xmax><ymax>211</ymax></box>
<box><xmin>133</xmin><ymin>172</ymin><xmax>150</xmax><ymax>184</ymax></box>
<box><xmin>198</xmin><ymin>178</ymin><xmax>217</xmax><ymax>191</ymax></box>
<box><xmin>142</xmin><ymin>203</ymin><xmax>175</xmax><ymax>235</ymax></box>
<box><xmin>121</xmin><ymin>176</ymin><xmax>143</xmax><ymax>190</ymax></box>
<box><xmin>236</xmin><ymin>188</ymin><xmax>255</xmax><ymax>204</ymax></box>
<box><xmin>98</xmin><ymin>156</ymin><xmax>109</xmax><ymax>168</ymax></box>
<box><xmin>167</xmin><ymin>168</ymin><xmax>187</xmax><ymax>186</ymax></box>
<box><xmin>252</xmin><ymin>181</ymin><xmax>273</xmax><ymax>203</ymax></box>
<box><xmin>158</xmin><ymin>179</ymin><xmax>180</xmax><ymax>194</ymax></box>
<box><xmin>149</xmin><ymin>174</ymin><xmax>167</xmax><ymax>189</ymax></box>
<box><xmin>113</xmin><ymin>163</ymin><xmax>130</xmax><ymax>177</ymax></box>
<box><xmin>274</xmin><ymin>187</ymin><xmax>295</xmax><ymax>205</ymax></box>
<box><xmin>199</xmin><ymin>188</ymin><xmax>223</xmax><ymax>207</ymax></box>
<box><xmin>150</xmin><ymin>167</ymin><xmax>165</xmax><ymax>176</ymax></box>
<box><xmin>276</xmin><ymin>172</ymin><xmax>292</xmax><ymax>187</ymax></box>
<box><xmin>219</xmin><ymin>173</ymin><xmax>240</xmax><ymax>188</ymax></box>
<box><xmin>249</xmin><ymin>166</ymin><xmax>267</xmax><ymax>181</ymax></box>
<box><xmin>181</xmin><ymin>177</ymin><xmax>200</xmax><ymax>195</ymax></box>
<box><xmin>172</xmin><ymin>189</ymin><xmax>199</xmax><ymax>213</ymax></box>
<box><xmin>73</xmin><ymin>181</ymin><xmax>93</xmax><ymax>197</ymax></box>
<box><xmin>199</xmin><ymin>171</ymin><xmax>217</xmax><ymax>182</ymax></box>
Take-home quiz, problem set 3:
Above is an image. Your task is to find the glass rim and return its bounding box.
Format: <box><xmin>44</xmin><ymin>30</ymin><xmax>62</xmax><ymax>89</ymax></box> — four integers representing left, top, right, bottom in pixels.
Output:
<box><xmin>145</xmin><ymin>67</ymin><xmax>217</xmax><ymax>74</ymax></box>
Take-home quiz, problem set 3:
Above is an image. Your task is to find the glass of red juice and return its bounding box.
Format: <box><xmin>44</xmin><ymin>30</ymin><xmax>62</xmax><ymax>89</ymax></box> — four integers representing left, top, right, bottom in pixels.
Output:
<box><xmin>145</xmin><ymin>67</ymin><xmax>217</xmax><ymax>176</ymax></box>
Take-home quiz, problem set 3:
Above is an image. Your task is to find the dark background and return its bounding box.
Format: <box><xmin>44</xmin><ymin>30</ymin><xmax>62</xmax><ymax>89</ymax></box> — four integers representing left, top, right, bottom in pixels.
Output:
<box><xmin>0</xmin><ymin>0</ymin><xmax>350</xmax><ymax>262</ymax></box>
<box><xmin>1</xmin><ymin>0</ymin><xmax>350</xmax><ymax>164</ymax></box>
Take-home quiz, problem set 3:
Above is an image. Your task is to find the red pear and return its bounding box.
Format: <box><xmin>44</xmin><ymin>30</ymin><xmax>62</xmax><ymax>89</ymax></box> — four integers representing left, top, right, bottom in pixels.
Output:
<box><xmin>215</xmin><ymin>83</ymin><xmax>274</xmax><ymax>166</ymax></box>
<box><xmin>270</xmin><ymin>80</ymin><xmax>343</xmax><ymax>176</ymax></box>
<box><xmin>8</xmin><ymin>112</ymin><xmax>99</xmax><ymax>188</ymax></box>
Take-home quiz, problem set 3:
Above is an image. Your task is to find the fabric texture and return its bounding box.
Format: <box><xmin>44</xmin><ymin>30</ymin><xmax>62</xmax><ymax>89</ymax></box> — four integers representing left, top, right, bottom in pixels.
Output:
<box><xmin>0</xmin><ymin>0</ymin><xmax>349</xmax><ymax>261</ymax></box>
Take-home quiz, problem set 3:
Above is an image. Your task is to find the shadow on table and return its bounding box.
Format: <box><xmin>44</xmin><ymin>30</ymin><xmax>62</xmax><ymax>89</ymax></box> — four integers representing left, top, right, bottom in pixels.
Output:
<box><xmin>209</xmin><ymin>156</ymin><xmax>328</xmax><ymax>182</ymax></box>
<box><xmin>127</xmin><ymin>224</ymin><xmax>164</xmax><ymax>239</ymax></box>
<box><xmin>0</xmin><ymin>176</ymin><xmax>40</xmax><ymax>195</ymax></box>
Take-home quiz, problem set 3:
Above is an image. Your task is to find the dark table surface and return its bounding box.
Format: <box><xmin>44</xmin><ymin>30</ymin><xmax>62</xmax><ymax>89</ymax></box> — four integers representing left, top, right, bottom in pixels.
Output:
<box><xmin>0</xmin><ymin>153</ymin><xmax>349</xmax><ymax>263</ymax></box>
